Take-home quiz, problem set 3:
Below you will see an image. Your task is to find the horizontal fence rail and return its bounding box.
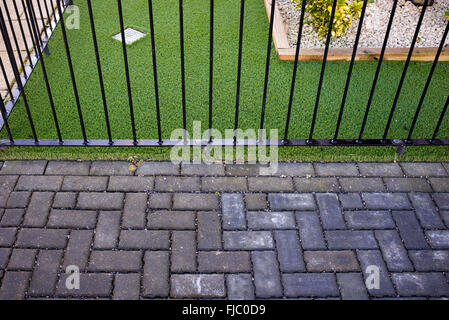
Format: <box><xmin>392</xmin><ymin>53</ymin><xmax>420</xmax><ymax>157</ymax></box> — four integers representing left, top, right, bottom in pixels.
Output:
<box><xmin>0</xmin><ymin>0</ymin><xmax>447</xmax><ymax>148</ymax></box>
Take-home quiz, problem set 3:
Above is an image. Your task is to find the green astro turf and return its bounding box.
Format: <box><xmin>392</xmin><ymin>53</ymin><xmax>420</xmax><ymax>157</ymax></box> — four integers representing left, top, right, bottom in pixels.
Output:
<box><xmin>0</xmin><ymin>0</ymin><xmax>448</xmax><ymax>161</ymax></box>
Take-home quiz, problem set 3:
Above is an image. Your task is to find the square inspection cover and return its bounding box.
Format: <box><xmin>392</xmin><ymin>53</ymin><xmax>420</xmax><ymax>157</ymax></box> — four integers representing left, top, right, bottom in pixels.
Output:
<box><xmin>112</xmin><ymin>28</ymin><xmax>147</xmax><ymax>45</ymax></box>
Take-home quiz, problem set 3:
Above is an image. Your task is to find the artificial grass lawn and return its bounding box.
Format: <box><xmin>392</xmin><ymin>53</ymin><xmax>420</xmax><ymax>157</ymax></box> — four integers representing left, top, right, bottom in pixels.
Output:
<box><xmin>1</xmin><ymin>0</ymin><xmax>448</xmax><ymax>161</ymax></box>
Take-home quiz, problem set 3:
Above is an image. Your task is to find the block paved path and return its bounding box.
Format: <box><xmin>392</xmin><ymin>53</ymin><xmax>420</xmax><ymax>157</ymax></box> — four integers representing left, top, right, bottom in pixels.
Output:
<box><xmin>0</xmin><ymin>160</ymin><xmax>449</xmax><ymax>300</ymax></box>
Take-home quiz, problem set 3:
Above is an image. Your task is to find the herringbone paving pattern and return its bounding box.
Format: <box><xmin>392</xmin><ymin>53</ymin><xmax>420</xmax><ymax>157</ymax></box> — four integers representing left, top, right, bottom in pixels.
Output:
<box><xmin>0</xmin><ymin>160</ymin><xmax>449</xmax><ymax>299</ymax></box>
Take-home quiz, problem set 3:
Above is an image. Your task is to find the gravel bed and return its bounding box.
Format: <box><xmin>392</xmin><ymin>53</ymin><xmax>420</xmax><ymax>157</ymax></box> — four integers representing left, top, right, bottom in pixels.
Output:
<box><xmin>277</xmin><ymin>0</ymin><xmax>449</xmax><ymax>49</ymax></box>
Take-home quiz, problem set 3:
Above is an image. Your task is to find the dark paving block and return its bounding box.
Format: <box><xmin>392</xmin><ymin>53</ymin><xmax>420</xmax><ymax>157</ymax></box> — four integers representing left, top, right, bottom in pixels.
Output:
<box><xmin>222</xmin><ymin>193</ymin><xmax>246</xmax><ymax>230</ymax></box>
<box><xmin>252</xmin><ymin>251</ymin><xmax>282</xmax><ymax>298</ymax></box>
<box><xmin>7</xmin><ymin>249</ymin><xmax>37</xmax><ymax>270</ymax></box>
<box><xmin>61</xmin><ymin>176</ymin><xmax>108</xmax><ymax>191</ymax></box>
<box><xmin>29</xmin><ymin>250</ymin><xmax>63</xmax><ymax>296</ymax></box>
<box><xmin>304</xmin><ymin>250</ymin><xmax>360</xmax><ymax>272</ymax></box>
<box><xmin>245</xmin><ymin>194</ymin><xmax>267</xmax><ymax>210</ymax></box>
<box><xmin>315</xmin><ymin>163</ymin><xmax>359</xmax><ymax>176</ymax></box>
<box><xmin>23</xmin><ymin>192</ymin><xmax>53</xmax><ymax>227</ymax></box>
<box><xmin>400</xmin><ymin>163</ymin><xmax>447</xmax><ymax>177</ymax></box>
<box><xmin>375</xmin><ymin>230</ymin><xmax>413</xmax><ymax>272</ymax></box>
<box><xmin>384</xmin><ymin>178</ymin><xmax>431</xmax><ymax>192</ymax></box>
<box><xmin>53</xmin><ymin>192</ymin><xmax>77</xmax><ymax>208</ymax></box>
<box><xmin>293</xmin><ymin>177</ymin><xmax>339</xmax><ymax>192</ymax></box>
<box><xmin>272</xmin><ymin>162</ymin><xmax>314</xmax><ymax>176</ymax></box>
<box><xmin>108</xmin><ymin>176</ymin><xmax>154</xmax><ymax>192</ymax></box>
<box><xmin>339</xmin><ymin>178</ymin><xmax>386</xmax><ymax>192</ymax></box>
<box><xmin>181</xmin><ymin>163</ymin><xmax>225</xmax><ymax>176</ymax></box>
<box><xmin>225</xmin><ymin>164</ymin><xmax>263</xmax><ymax>176</ymax></box>
<box><xmin>409</xmin><ymin>193</ymin><xmax>445</xmax><ymax>229</ymax></box>
<box><xmin>337</xmin><ymin>273</ymin><xmax>369</xmax><ymax>300</ymax></box>
<box><xmin>0</xmin><ymin>176</ymin><xmax>19</xmax><ymax>207</ymax></box>
<box><xmin>88</xmin><ymin>251</ymin><xmax>141</xmax><ymax>272</ymax></box>
<box><xmin>362</xmin><ymin>193</ymin><xmax>411</xmax><ymax>210</ymax></box>
<box><xmin>6</xmin><ymin>191</ymin><xmax>30</xmax><ymax>208</ymax></box>
<box><xmin>274</xmin><ymin>230</ymin><xmax>305</xmax><ymax>272</ymax></box>
<box><xmin>77</xmin><ymin>192</ymin><xmax>124</xmax><ymax>210</ymax></box>
<box><xmin>90</xmin><ymin>161</ymin><xmax>132</xmax><ymax>176</ymax></box>
<box><xmin>433</xmin><ymin>193</ymin><xmax>449</xmax><ymax>210</ymax></box>
<box><xmin>0</xmin><ymin>248</ymin><xmax>10</xmax><ymax>268</ymax></box>
<box><xmin>197</xmin><ymin>212</ymin><xmax>221</xmax><ymax>250</ymax></box>
<box><xmin>147</xmin><ymin>211</ymin><xmax>195</xmax><ymax>230</ymax></box>
<box><xmin>155</xmin><ymin>176</ymin><xmax>200</xmax><ymax>192</ymax></box>
<box><xmin>357</xmin><ymin>250</ymin><xmax>396</xmax><ymax>297</ymax></box>
<box><xmin>123</xmin><ymin>193</ymin><xmax>147</xmax><ymax>228</ymax></box>
<box><xmin>338</xmin><ymin>193</ymin><xmax>364</xmax><ymax>209</ymax></box>
<box><xmin>268</xmin><ymin>193</ymin><xmax>316</xmax><ymax>211</ymax></box>
<box><xmin>148</xmin><ymin>193</ymin><xmax>171</xmax><ymax>209</ymax></box>
<box><xmin>15</xmin><ymin>176</ymin><xmax>63</xmax><ymax>192</ymax></box>
<box><xmin>143</xmin><ymin>251</ymin><xmax>169</xmax><ymax>297</ymax></box>
<box><xmin>0</xmin><ymin>227</ymin><xmax>16</xmax><ymax>246</ymax></box>
<box><xmin>223</xmin><ymin>231</ymin><xmax>274</xmax><ymax>250</ymax></box>
<box><xmin>57</xmin><ymin>273</ymin><xmax>113</xmax><ymax>297</ymax></box>
<box><xmin>94</xmin><ymin>211</ymin><xmax>121</xmax><ymax>249</ymax></box>
<box><xmin>202</xmin><ymin>177</ymin><xmax>247</xmax><ymax>192</ymax></box>
<box><xmin>136</xmin><ymin>162</ymin><xmax>179</xmax><ymax>176</ymax></box>
<box><xmin>198</xmin><ymin>251</ymin><xmax>251</xmax><ymax>272</ymax></box>
<box><xmin>345</xmin><ymin>211</ymin><xmax>395</xmax><ymax>229</ymax></box>
<box><xmin>119</xmin><ymin>230</ymin><xmax>170</xmax><ymax>249</ymax></box>
<box><xmin>316</xmin><ymin>193</ymin><xmax>346</xmax><ymax>229</ymax></box>
<box><xmin>0</xmin><ymin>208</ymin><xmax>25</xmax><ymax>227</ymax></box>
<box><xmin>45</xmin><ymin>161</ymin><xmax>90</xmax><ymax>176</ymax></box>
<box><xmin>409</xmin><ymin>250</ymin><xmax>449</xmax><ymax>271</ymax></box>
<box><xmin>16</xmin><ymin>228</ymin><xmax>68</xmax><ymax>249</ymax></box>
<box><xmin>226</xmin><ymin>274</ymin><xmax>255</xmax><ymax>300</ymax></box>
<box><xmin>442</xmin><ymin>211</ymin><xmax>449</xmax><ymax>228</ymax></box>
<box><xmin>0</xmin><ymin>160</ymin><xmax>47</xmax><ymax>175</ymax></box>
<box><xmin>0</xmin><ymin>271</ymin><xmax>31</xmax><ymax>299</ymax></box>
<box><xmin>62</xmin><ymin>230</ymin><xmax>93</xmax><ymax>270</ymax></box>
<box><xmin>113</xmin><ymin>273</ymin><xmax>140</xmax><ymax>300</ymax></box>
<box><xmin>171</xmin><ymin>274</ymin><xmax>225</xmax><ymax>298</ymax></box>
<box><xmin>171</xmin><ymin>231</ymin><xmax>196</xmax><ymax>272</ymax></box>
<box><xmin>283</xmin><ymin>274</ymin><xmax>339</xmax><ymax>297</ymax></box>
<box><xmin>358</xmin><ymin>163</ymin><xmax>403</xmax><ymax>177</ymax></box>
<box><xmin>248</xmin><ymin>177</ymin><xmax>294</xmax><ymax>192</ymax></box>
<box><xmin>429</xmin><ymin>178</ymin><xmax>449</xmax><ymax>192</ymax></box>
<box><xmin>47</xmin><ymin>209</ymin><xmax>97</xmax><ymax>228</ymax></box>
<box><xmin>392</xmin><ymin>273</ymin><xmax>449</xmax><ymax>297</ymax></box>
<box><xmin>393</xmin><ymin>211</ymin><xmax>429</xmax><ymax>249</ymax></box>
<box><xmin>295</xmin><ymin>212</ymin><xmax>326</xmax><ymax>250</ymax></box>
<box><xmin>247</xmin><ymin>211</ymin><xmax>295</xmax><ymax>229</ymax></box>
<box><xmin>173</xmin><ymin>193</ymin><xmax>219</xmax><ymax>210</ymax></box>
<box><xmin>426</xmin><ymin>230</ymin><xmax>449</xmax><ymax>249</ymax></box>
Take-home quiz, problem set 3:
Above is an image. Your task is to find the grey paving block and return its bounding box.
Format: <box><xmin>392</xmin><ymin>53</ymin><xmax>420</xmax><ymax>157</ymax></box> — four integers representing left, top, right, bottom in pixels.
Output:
<box><xmin>47</xmin><ymin>209</ymin><xmax>97</xmax><ymax>228</ymax></box>
<box><xmin>293</xmin><ymin>177</ymin><xmax>339</xmax><ymax>192</ymax></box>
<box><xmin>77</xmin><ymin>192</ymin><xmax>124</xmax><ymax>210</ymax></box>
<box><xmin>15</xmin><ymin>176</ymin><xmax>63</xmax><ymax>191</ymax></box>
<box><xmin>173</xmin><ymin>193</ymin><xmax>219</xmax><ymax>210</ymax></box>
<box><xmin>197</xmin><ymin>212</ymin><xmax>221</xmax><ymax>250</ymax></box>
<box><xmin>29</xmin><ymin>250</ymin><xmax>63</xmax><ymax>296</ymax></box>
<box><xmin>274</xmin><ymin>162</ymin><xmax>314</xmax><ymax>176</ymax></box>
<box><xmin>225</xmin><ymin>164</ymin><xmax>263</xmax><ymax>176</ymax></box>
<box><xmin>316</xmin><ymin>193</ymin><xmax>346</xmax><ymax>229</ymax></box>
<box><xmin>0</xmin><ymin>248</ymin><xmax>10</xmax><ymax>268</ymax></box>
<box><xmin>339</xmin><ymin>178</ymin><xmax>386</xmax><ymax>192</ymax></box>
<box><xmin>428</xmin><ymin>178</ymin><xmax>449</xmax><ymax>192</ymax></box>
<box><xmin>171</xmin><ymin>274</ymin><xmax>225</xmax><ymax>298</ymax></box>
<box><xmin>409</xmin><ymin>193</ymin><xmax>444</xmax><ymax>229</ymax></box>
<box><xmin>384</xmin><ymin>178</ymin><xmax>431</xmax><ymax>192</ymax></box>
<box><xmin>198</xmin><ymin>251</ymin><xmax>251</xmax><ymax>272</ymax></box>
<box><xmin>0</xmin><ymin>176</ymin><xmax>19</xmax><ymax>207</ymax></box>
<box><xmin>57</xmin><ymin>273</ymin><xmax>113</xmax><ymax>297</ymax></box>
<box><xmin>6</xmin><ymin>191</ymin><xmax>30</xmax><ymax>208</ymax></box>
<box><xmin>409</xmin><ymin>250</ymin><xmax>449</xmax><ymax>271</ymax></box>
<box><xmin>108</xmin><ymin>176</ymin><xmax>154</xmax><ymax>192</ymax></box>
<box><xmin>357</xmin><ymin>250</ymin><xmax>396</xmax><ymax>297</ymax></box>
<box><xmin>442</xmin><ymin>211</ymin><xmax>449</xmax><ymax>228</ymax></box>
<box><xmin>62</xmin><ymin>230</ymin><xmax>93</xmax><ymax>270</ymax></box>
<box><xmin>119</xmin><ymin>230</ymin><xmax>170</xmax><ymax>249</ymax></box>
<box><xmin>90</xmin><ymin>161</ymin><xmax>132</xmax><ymax>176</ymax></box>
<box><xmin>247</xmin><ymin>211</ymin><xmax>295</xmax><ymax>229</ymax></box>
<box><xmin>0</xmin><ymin>160</ymin><xmax>47</xmax><ymax>175</ymax></box>
<box><xmin>252</xmin><ymin>251</ymin><xmax>282</xmax><ymax>298</ymax></box>
<box><xmin>94</xmin><ymin>211</ymin><xmax>121</xmax><ymax>249</ymax></box>
<box><xmin>400</xmin><ymin>163</ymin><xmax>447</xmax><ymax>177</ymax></box>
<box><xmin>171</xmin><ymin>231</ymin><xmax>196</xmax><ymax>272</ymax></box>
<box><xmin>45</xmin><ymin>161</ymin><xmax>90</xmax><ymax>176</ymax></box>
<box><xmin>223</xmin><ymin>231</ymin><xmax>274</xmax><ymax>250</ymax></box>
<box><xmin>147</xmin><ymin>211</ymin><xmax>195</xmax><ymax>230</ymax></box>
<box><xmin>304</xmin><ymin>250</ymin><xmax>360</xmax><ymax>272</ymax></box>
<box><xmin>0</xmin><ymin>227</ymin><xmax>17</xmax><ymax>246</ymax></box>
<box><xmin>202</xmin><ymin>177</ymin><xmax>247</xmax><ymax>192</ymax></box>
<box><xmin>136</xmin><ymin>162</ymin><xmax>179</xmax><ymax>176</ymax></box>
<box><xmin>23</xmin><ymin>192</ymin><xmax>53</xmax><ymax>227</ymax></box>
<box><xmin>345</xmin><ymin>211</ymin><xmax>395</xmax><ymax>229</ymax></box>
<box><xmin>7</xmin><ymin>249</ymin><xmax>37</xmax><ymax>270</ymax></box>
<box><xmin>433</xmin><ymin>193</ymin><xmax>449</xmax><ymax>210</ymax></box>
<box><xmin>155</xmin><ymin>176</ymin><xmax>200</xmax><ymax>192</ymax></box>
<box><xmin>0</xmin><ymin>271</ymin><xmax>31</xmax><ymax>299</ymax></box>
<box><xmin>123</xmin><ymin>193</ymin><xmax>147</xmax><ymax>228</ymax></box>
<box><xmin>52</xmin><ymin>192</ymin><xmax>77</xmax><ymax>208</ymax></box>
<box><xmin>16</xmin><ymin>228</ymin><xmax>68</xmax><ymax>249</ymax></box>
<box><xmin>88</xmin><ymin>251</ymin><xmax>141</xmax><ymax>272</ymax></box>
<box><xmin>337</xmin><ymin>273</ymin><xmax>369</xmax><ymax>300</ymax></box>
<box><xmin>0</xmin><ymin>209</ymin><xmax>25</xmax><ymax>227</ymax></box>
<box><xmin>362</xmin><ymin>193</ymin><xmax>411</xmax><ymax>210</ymax></box>
<box><xmin>392</xmin><ymin>273</ymin><xmax>449</xmax><ymax>297</ymax></box>
<box><xmin>148</xmin><ymin>193</ymin><xmax>171</xmax><ymax>209</ymax></box>
<box><xmin>283</xmin><ymin>273</ymin><xmax>339</xmax><ymax>297</ymax></box>
<box><xmin>61</xmin><ymin>176</ymin><xmax>108</xmax><ymax>191</ymax></box>
<box><xmin>326</xmin><ymin>230</ymin><xmax>378</xmax><ymax>249</ymax></box>
<box><xmin>248</xmin><ymin>177</ymin><xmax>294</xmax><ymax>192</ymax></box>
<box><xmin>113</xmin><ymin>273</ymin><xmax>140</xmax><ymax>300</ymax></box>
<box><xmin>393</xmin><ymin>211</ymin><xmax>429</xmax><ymax>249</ymax></box>
<box><xmin>245</xmin><ymin>194</ymin><xmax>267</xmax><ymax>210</ymax></box>
<box><xmin>143</xmin><ymin>251</ymin><xmax>169</xmax><ymax>297</ymax></box>
<box><xmin>358</xmin><ymin>163</ymin><xmax>403</xmax><ymax>177</ymax></box>
<box><xmin>226</xmin><ymin>274</ymin><xmax>255</xmax><ymax>300</ymax></box>
<box><xmin>295</xmin><ymin>211</ymin><xmax>326</xmax><ymax>250</ymax></box>
<box><xmin>274</xmin><ymin>230</ymin><xmax>305</xmax><ymax>272</ymax></box>
<box><xmin>315</xmin><ymin>163</ymin><xmax>359</xmax><ymax>176</ymax></box>
<box><xmin>375</xmin><ymin>230</ymin><xmax>413</xmax><ymax>272</ymax></box>
<box><xmin>222</xmin><ymin>193</ymin><xmax>246</xmax><ymax>230</ymax></box>
<box><xmin>426</xmin><ymin>230</ymin><xmax>449</xmax><ymax>249</ymax></box>
<box><xmin>181</xmin><ymin>163</ymin><xmax>225</xmax><ymax>176</ymax></box>
<box><xmin>268</xmin><ymin>193</ymin><xmax>316</xmax><ymax>210</ymax></box>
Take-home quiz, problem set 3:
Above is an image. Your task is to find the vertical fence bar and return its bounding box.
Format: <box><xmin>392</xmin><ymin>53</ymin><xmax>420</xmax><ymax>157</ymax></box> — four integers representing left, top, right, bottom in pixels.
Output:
<box><xmin>21</xmin><ymin>0</ymin><xmax>40</xmax><ymax>55</ymax></box>
<box><xmin>382</xmin><ymin>0</ymin><xmax>428</xmax><ymax>141</ymax></box>
<box><xmin>431</xmin><ymin>95</ymin><xmax>449</xmax><ymax>141</ymax></box>
<box><xmin>2</xmin><ymin>0</ymin><xmax>27</xmax><ymax>78</ymax></box>
<box><xmin>87</xmin><ymin>0</ymin><xmax>112</xmax><ymax>144</ymax></box>
<box><xmin>407</xmin><ymin>20</ymin><xmax>449</xmax><ymax>142</ymax></box>
<box><xmin>148</xmin><ymin>0</ymin><xmax>162</xmax><ymax>144</ymax></box>
<box><xmin>0</xmin><ymin>5</ymin><xmax>38</xmax><ymax>142</ymax></box>
<box><xmin>118</xmin><ymin>0</ymin><xmax>137</xmax><ymax>144</ymax></box>
<box><xmin>0</xmin><ymin>58</ymin><xmax>13</xmax><ymax>99</ymax></box>
<box><xmin>233</xmin><ymin>0</ymin><xmax>245</xmax><ymax>141</ymax></box>
<box><xmin>26</xmin><ymin>0</ymin><xmax>61</xmax><ymax>142</ymax></box>
<box><xmin>13</xmin><ymin>0</ymin><xmax>33</xmax><ymax>66</ymax></box>
<box><xmin>259</xmin><ymin>0</ymin><xmax>276</xmax><ymax>131</ymax></box>
<box><xmin>57</xmin><ymin>0</ymin><xmax>87</xmax><ymax>143</ymax></box>
<box><xmin>333</xmin><ymin>0</ymin><xmax>368</xmax><ymax>142</ymax></box>
<box><xmin>283</xmin><ymin>0</ymin><xmax>306</xmax><ymax>143</ymax></box>
<box><xmin>208</xmin><ymin>0</ymin><xmax>214</xmax><ymax>142</ymax></box>
<box><xmin>179</xmin><ymin>0</ymin><xmax>187</xmax><ymax>134</ymax></box>
<box><xmin>307</xmin><ymin>0</ymin><xmax>337</xmax><ymax>143</ymax></box>
<box><xmin>358</xmin><ymin>0</ymin><xmax>397</xmax><ymax>141</ymax></box>
<box><xmin>35</xmin><ymin>0</ymin><xmax>49</xmax><ymax>38</ymax></box>
<box><xmin>50</xmin><ymin>0</ymin><xmax>57</xmax><ymax>22</ymax></box>
<box><xmin>0</xmin><ymin>93</ymin><xmax>13</xmax><ymax>142</ymax></box>
<box><xmin>43</xmin><ymin>0</ymin><xmax>52</xmax><ymax>30</ymax></box>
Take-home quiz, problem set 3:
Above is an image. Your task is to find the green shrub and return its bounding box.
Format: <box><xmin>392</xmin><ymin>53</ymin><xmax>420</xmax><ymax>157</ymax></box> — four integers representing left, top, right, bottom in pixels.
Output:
<box><xmin>293</xmin><ymin>0</ymin><xmax>364</xmax><ymax>38</ymax></box>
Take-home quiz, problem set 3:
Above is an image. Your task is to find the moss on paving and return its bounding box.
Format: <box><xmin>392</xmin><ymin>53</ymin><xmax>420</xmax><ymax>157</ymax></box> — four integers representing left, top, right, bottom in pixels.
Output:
<box><xmin>1</xmin><ymin>0</ymin><xmax>448</xmax><ymax>161</ymax></box>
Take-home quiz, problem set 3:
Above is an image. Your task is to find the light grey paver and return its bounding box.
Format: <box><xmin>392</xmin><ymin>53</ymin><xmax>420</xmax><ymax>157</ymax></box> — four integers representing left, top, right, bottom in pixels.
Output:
<box><xmin>400</xmin><ymin>163</ymin><xmax>447</xmax><ymax>177</ymax></box>
<box><xmin>170</xmin><ymin>275</ymin><xmax>225</xmax><ymax>298</ymax></box>
<box><xmin>0</xmin><ymin>160</ymin><xmax>47</xmax><ymax>175</ymax></box>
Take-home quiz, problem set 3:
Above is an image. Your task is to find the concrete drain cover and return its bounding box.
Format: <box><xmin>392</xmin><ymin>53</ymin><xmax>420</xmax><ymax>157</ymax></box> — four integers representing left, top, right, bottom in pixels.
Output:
<box><xmin>112</xmin><ymin>28</ymin><xmax>146</xmax><ymax>45</ymax></box>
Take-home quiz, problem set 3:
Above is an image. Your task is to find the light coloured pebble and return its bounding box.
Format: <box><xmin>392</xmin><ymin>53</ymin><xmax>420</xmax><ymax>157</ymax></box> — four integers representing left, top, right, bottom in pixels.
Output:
<box><xmin>276</xmin><ymin>0</ymin><xmax>449</xmax><ymax>49</ymax></box>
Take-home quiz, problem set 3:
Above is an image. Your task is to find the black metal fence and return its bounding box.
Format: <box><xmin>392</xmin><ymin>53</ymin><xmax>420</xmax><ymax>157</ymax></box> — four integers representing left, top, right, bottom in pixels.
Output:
<box><xmin>0</xmin><ymin>0</ymin><xmax>447</xmax><ymax>147</ymax></box>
